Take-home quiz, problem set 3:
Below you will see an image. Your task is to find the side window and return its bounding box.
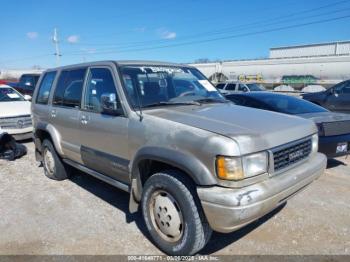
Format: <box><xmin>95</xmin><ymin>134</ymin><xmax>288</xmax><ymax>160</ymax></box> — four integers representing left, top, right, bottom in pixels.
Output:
<box><xmin>238</xmin><ymin>84</ymin><xmax>248</xmax><ymax>92</ymax></box>
<box><xmin>226</xmin><ymin>84</ymin><xmax>236</xmax><ymax>91</ymax></box>
<box><xmin>342</xmin><ymin>81</ymin><xmax>350</xmax><ymax>94</ymax></box>
<box><xmin>36</xmin><ymin>71</ymin><xmax>56</xmax><ymax>104</ymax></box>
<box><xmin>53</xmin><ymin>68</ymin><xmax>86</xmax><ymax>108</ymax></box>
<box><xmin>83</xmin><ymin>68</ymin><xmax>121</xmax><ymax>113</ymax></box>
<box><xmin>216</xmin><ymin>83</ymin><xmax>225</xmax><ymax>89</ymax></box>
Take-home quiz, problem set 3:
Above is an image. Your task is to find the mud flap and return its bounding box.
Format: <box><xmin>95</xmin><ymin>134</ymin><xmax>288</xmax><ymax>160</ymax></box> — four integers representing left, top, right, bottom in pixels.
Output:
<box><xmin>129</xmin><ymin>178</ymin><xmax>141</xmax><ymax>213</ymax></box>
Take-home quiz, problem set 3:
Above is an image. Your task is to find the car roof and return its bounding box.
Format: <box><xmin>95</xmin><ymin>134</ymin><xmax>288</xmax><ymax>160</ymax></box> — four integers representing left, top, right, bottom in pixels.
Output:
<box><xmin>45</xmin><ymin>60</ymin><xmax>194</xmax><ymax>72</ymax></box>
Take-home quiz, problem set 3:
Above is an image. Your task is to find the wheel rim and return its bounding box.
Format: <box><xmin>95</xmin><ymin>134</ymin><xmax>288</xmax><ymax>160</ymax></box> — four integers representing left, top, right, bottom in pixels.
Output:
<box><xmin>43</xmin><ymin>147</ymin><xmax>55</xmax><ymax>175</ymax></box>
<box><xmin>149</xmin><ymin>190</ymin><xmax>184</xmax><ymax>242</ymax></box>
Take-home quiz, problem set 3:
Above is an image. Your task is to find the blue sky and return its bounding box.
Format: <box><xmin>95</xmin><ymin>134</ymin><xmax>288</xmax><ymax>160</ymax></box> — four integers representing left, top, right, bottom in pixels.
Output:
<box><xmin>1</xmin><ymin>0</ymin><xmax>350</xmax><ymax>69</ymax></box>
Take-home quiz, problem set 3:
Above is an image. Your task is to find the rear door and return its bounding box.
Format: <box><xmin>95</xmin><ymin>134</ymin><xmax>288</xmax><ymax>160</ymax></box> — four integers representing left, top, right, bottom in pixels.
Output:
<box><xmin>79</xmin><ymin>66</ymin><xmax>130</xmax><ymax>183</ymax></box>
<box><xmin>50</xmin><ymin>68</ymin><xmax>87</xmax><ymax>163</ymax></box>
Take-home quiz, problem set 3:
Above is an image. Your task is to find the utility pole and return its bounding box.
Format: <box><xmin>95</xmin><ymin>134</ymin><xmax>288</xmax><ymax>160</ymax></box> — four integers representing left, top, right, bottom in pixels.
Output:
<box><xmin>52</xmin><ymin>28</ymin><xmax>61</xmax><ymax>66</ymax></box>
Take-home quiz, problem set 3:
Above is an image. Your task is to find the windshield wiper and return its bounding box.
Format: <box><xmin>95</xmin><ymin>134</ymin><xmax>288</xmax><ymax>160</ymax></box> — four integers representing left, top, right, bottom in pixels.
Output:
<box><xmin>193</xmin><ymin>98</ymin><xmax>229</xmax><ymax>104</ymax></box>
<box><xmin>142</xmin><ymin>101</ymin><xmax>201</xmax><ymax>108</ymax></box>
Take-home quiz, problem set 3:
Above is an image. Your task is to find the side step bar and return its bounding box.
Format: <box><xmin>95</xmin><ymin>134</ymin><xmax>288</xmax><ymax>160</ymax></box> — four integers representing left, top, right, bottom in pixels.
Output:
<box><xmin>63</xmin><ymin>159</ymin><xmax>130</xmax><ymax>193</ymax></box>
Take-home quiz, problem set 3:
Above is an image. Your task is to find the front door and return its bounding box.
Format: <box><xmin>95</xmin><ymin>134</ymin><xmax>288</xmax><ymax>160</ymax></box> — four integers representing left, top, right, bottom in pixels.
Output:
<box><xmin>325</xmin><ymin>81</ymin><xmax>350</xmax><ymax>113</ymax></box>
<box><xmin>79</xmin><ymin>67</ymin><xmax>130</xmax><ymax>184</ymax></box>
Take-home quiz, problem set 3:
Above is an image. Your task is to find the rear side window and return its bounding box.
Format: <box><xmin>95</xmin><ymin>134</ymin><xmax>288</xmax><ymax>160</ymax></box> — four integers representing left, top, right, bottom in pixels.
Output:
<box><xmin>226</xmin><ymin>84</ymin><xmax>236</xmax><ymax>90</ymax></box>
<box><xmin>53</xmin><ymin>68</ymin><xmax>86</xmax><ymax>108</ymax></box>
<box><xmin>36</xmin><ymin>71</ymin><xmax>56</xmax><ymax>104</ymax></box>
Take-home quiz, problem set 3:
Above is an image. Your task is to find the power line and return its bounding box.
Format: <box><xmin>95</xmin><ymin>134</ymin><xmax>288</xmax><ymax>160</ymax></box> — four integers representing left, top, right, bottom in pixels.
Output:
<box><xmin>63</xmin><ymin>0</ymin><xmax>350</xmax><ymax>51</ymax></box>
<box><xmin>65</xmin><ymin>14</ymin><xmax>350</xmax><ymax>57</ymax></box>
<box><xmin>66</xmin><ymin>0</ymin><xmax>350</xmax><ymax>48</ymax></box>
<box><xmin>64</xmin><ymin>7</ymin><xmax>350</xmax><ymax>56</ymax></box>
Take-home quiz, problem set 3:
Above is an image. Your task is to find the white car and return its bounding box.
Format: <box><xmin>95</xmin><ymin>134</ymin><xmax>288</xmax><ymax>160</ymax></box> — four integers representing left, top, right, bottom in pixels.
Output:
<box><xmin>0</xmin><ymin>85</ymin><xmax>33</xmax><ymax>140</ymax></box>
<box><xmin>216</xmin><ymin>81</ymin><xmax>266</xmax><ymax>94</ymax></box>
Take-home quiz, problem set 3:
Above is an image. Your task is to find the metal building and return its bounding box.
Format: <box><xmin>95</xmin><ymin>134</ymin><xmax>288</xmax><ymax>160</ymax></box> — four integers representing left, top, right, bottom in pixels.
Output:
<box><xmin>270</xmin><ymin>40</ymin><xmax>350</xmax><ymax>59</ymax></box>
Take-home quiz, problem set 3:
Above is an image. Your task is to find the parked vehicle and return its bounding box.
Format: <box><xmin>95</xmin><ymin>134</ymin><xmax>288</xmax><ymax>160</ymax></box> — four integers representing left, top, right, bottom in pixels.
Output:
<box><xmin>0</xmin><ymin>85</ymin><xmax>33</xmax><ymax>140</ymax></box>
<box><xmin>32</xmin><ymin>61</ymin><xmax>326</xmax><ymax>255</ymax></box>
<box><xmin>216</xmin><ymin>81</ymin><xmax>265</xmax><ymax>94</ymax></box>
<box><xmin>8</xmin><ymin>73</ymin><xmax>41</xmax><ymax>97</ymax></box>
<box><xmin>226</xmin><ymin>92</ymin><xmax>350</xmax><ymax>158</ymax></box>
<box><xmin>302</xmin><ymin>79</ymin><xmax>350</xmax><ymax>113</ymax></box>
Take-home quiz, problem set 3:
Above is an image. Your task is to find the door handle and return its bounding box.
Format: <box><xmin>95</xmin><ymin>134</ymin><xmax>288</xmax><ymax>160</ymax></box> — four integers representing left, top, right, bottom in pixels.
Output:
<box><xmin>51</xmin><ymin>109</ymin><xmax>57</xmax><ymax>118</ymax></box>
<box><xmin>81</xmin><ymin>115</ymin><xmax>88</xmax><ymax>125</ymax></box>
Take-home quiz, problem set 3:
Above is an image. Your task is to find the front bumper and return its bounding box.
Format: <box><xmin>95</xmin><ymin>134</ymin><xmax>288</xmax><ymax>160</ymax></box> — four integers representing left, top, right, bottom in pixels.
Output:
<box><xmin>4</xmin><ymin>127</ymin><xmax>33</xmax><ymax>141</ymax></box>
<box><xmin>319</xmin><ymin>134</ymin><xmax>350</xmax><ymax>158</ymax></box>
<box><xmin>197</xmin><ymin>153</ymin><xmax>326</xmax><ymax>233</ymax></box>
<box><xmin>11</xmin><ymin>132</ymin><xmax>33</xmax><ymax>141</ymax></box>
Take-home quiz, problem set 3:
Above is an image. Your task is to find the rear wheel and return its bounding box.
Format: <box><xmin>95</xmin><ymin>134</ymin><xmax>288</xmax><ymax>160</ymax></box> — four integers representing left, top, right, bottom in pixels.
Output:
<box><xmin>42</xmin><ymin>139</ymin><xmax>71</xmax><ymax>181</ymax></box>
<box><xmin>141</xmin><ymin>170</ymin><xmax>212</xmax><ymax>255</ymax></box>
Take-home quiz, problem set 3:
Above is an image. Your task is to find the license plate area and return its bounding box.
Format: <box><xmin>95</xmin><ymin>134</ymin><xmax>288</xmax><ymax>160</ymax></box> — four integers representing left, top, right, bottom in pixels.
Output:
<box><xmin>336</xmin><ymin>142</ymin><xmax>348</xmax><ymax>153</ymax></box>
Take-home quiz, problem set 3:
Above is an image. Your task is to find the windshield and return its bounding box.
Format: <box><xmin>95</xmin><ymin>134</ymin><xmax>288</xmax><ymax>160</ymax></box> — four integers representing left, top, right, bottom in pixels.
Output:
<box><xmin>120</xmin><ymin>65</ymin><xmax>226</xmax><ymax>108</ymax></box>
<box><xmin>246</xmin><ymin>83</ymin><xmax>265</xmax><ymax>91</ymax></box>
<box><xmin>0</xmin><ymin>87</ymin><xmax>25</xmax><ymax>102</ymax></box>
<box><xmin>259</xmin><ymin>94</ymin><xmax>327</xmax><ymax>114</ymax></box>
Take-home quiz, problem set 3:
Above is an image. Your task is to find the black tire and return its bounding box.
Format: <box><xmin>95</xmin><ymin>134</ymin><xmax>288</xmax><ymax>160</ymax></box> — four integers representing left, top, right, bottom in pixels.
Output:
<box><xmin>141</xmin><ymin>170</ymin><xmax>212</xmax><ymax>255</ymax></box>
<box><xmin>42</xmin><ymin>139</ymin><xmax>70</xmax><ymax>181</ymax></box>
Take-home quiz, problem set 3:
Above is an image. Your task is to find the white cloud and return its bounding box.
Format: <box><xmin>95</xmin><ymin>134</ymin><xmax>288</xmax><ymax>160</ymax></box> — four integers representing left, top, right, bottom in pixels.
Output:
<box><xmin>157</xmin><ymin>28</ymin><xmax>177</xmax><ymax>40</ymax></box>
<box><xmin>26</xmin><ymin>32</ymin><xmax>38</xmax><ymax>39</ymax></box>
<box><xmin>67</xmin><ymin>35</ymin><xmax>80</xmax><ymax>43</ymax></box>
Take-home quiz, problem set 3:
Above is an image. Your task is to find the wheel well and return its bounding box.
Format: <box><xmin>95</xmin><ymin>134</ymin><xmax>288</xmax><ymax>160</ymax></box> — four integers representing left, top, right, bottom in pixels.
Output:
<box><xmin>137</xmin><ymin>159</ymin><xmax>196</xmax><ymax>187</ymax></box>
<box><xmin>34</xmin><ymin>129</ymin><xmax>53</xmax><ymax>150</ymax></box>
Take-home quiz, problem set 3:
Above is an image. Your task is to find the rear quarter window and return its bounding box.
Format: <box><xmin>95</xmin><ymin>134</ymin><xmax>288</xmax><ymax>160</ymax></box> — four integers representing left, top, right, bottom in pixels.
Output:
<box><xmin>36</xmin><ymin>71</ymin><xmax>56</xmax><ymax>104</ymax></box>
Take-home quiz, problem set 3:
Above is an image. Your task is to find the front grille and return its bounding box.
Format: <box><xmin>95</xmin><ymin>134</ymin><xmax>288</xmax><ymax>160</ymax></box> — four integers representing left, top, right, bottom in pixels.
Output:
<box><xmin>322</xmin><ymin>121</ymin><xmax>350</xmax><ymax>136</ymax></box>
<box><xmin>0</xmin><ymin>115</ymin><xmax>32</xmax><ymax>129</ymax></box>
<box><xmin>273</xmin><ymin>138</ymin><xmax>312</xmax><ymax>172</ymax></box>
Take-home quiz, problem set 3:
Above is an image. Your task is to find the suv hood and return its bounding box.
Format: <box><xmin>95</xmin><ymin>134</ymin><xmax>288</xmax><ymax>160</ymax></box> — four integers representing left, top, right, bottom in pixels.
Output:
<box><xmin>297</xmin><ymin>111</ymin><xmax>350</xmax><ymax>124</ymax></box>
<box><xmin>0</xmin><ymin>101</ymin><xmax>31</xmax><ymax>118</ymax></box>
<box><xmin>145</xmin><ymin>103</ymin><xmax>316</xmax><ymax>155</ymax></box>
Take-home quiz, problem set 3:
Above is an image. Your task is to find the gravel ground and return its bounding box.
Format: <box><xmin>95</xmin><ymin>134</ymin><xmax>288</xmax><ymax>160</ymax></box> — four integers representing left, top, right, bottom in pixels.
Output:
<box><xmin>0</xmin><ymin>141</ymin><xmax>349</xmax><ymax>255</ymax></box>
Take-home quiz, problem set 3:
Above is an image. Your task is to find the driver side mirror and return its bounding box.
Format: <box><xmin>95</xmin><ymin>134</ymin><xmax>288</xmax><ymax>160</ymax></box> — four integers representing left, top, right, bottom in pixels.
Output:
<box><xmin>100</xmin><ymin>93</ymin><xmax>123</xmax><ymax>116</ymax></box>
<box><xmin>25</xmin><ymin>82</ymin><xmax>32</xmax><ymax>87</ymax></box>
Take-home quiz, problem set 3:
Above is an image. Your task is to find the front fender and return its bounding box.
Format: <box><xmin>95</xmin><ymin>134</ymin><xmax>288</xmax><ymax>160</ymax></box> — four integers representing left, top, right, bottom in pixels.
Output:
<box><xmin>130</xmin><ymin>146</ymin><xmax>217</xmax><ymax>202</ymax></box>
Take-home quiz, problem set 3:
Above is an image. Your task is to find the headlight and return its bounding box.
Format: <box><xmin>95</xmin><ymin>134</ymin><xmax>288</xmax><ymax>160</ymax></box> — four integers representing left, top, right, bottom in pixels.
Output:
<box><xmin>312</xmin><ymin>133</ymin><xmax>319</xmax><ymax>154</ymax></box>
<box><xmin>216</xmin><ymin>152</ymin><xmax>268</xmax><ymax>181</ymax></box>
<box><xmin>242</xmin><ymin>152</ymin><xmax>268</xmax><ymax>178</ymax></box>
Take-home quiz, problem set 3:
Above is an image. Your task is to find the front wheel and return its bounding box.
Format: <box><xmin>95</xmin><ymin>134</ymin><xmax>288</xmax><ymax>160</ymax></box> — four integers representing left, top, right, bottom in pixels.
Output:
<box><xmin>141</xmin><ymin>171</ymin><xmax>212</xmax><ymax>255</ymax></box>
